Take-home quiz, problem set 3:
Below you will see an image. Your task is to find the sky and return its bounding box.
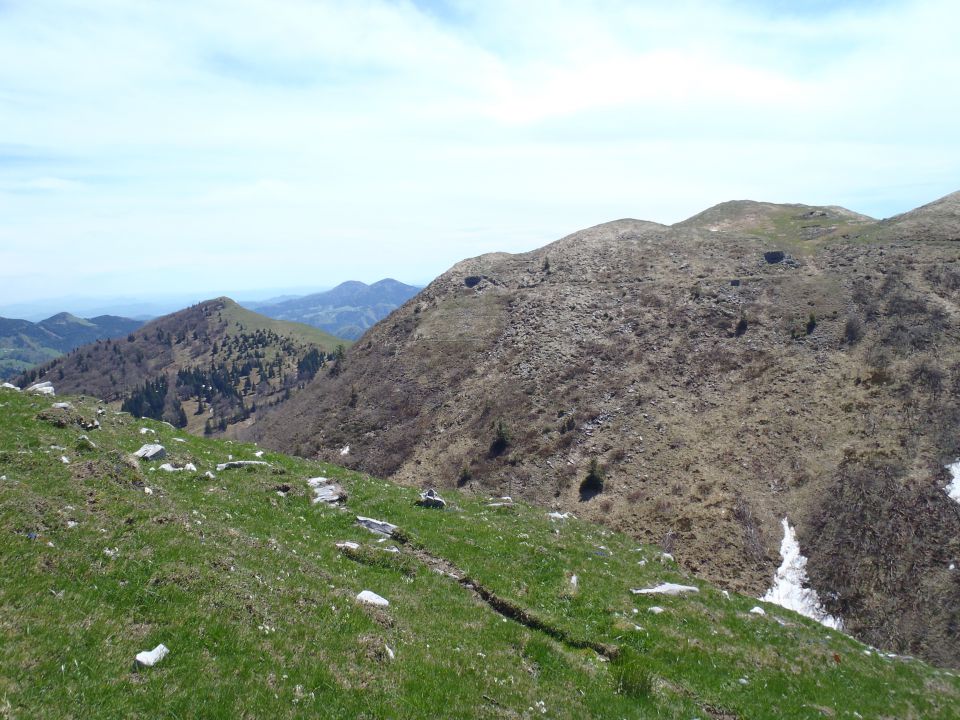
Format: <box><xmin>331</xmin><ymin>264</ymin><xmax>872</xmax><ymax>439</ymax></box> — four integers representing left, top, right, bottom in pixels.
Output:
<box><xmin>1</xmin><ymin>0</ymin><xmax>958</xmax><ymax>311</ymax></box>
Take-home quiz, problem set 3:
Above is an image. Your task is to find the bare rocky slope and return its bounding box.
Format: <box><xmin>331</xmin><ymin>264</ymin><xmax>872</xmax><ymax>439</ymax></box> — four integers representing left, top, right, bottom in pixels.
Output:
<box><xmin>251</xmin><ymin>191</ymin><xmax>960</xmax><ymax>666</ymax></box>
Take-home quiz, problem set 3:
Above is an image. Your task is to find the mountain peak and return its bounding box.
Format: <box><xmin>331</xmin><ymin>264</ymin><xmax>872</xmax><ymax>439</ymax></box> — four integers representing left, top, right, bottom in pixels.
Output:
<box><xmin>675</xmin><ymin>199</ymin><xmax>873</xmax><ymax>235</ymax></box>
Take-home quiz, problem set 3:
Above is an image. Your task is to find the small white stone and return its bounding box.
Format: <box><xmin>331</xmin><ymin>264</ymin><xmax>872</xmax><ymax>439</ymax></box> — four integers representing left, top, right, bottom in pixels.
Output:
<box><xmin>135</xmin><ymin>644</ymin><xmax>169</xmax><ymax>668</ymax></box>
<box><xmin>648</xmin><ymin>606</ymin><xmax>664</xmax><ymax>614</ymax></box>
<box><xmin>750</xmin><ymin>606</ymin><xmax>766</xmax><ymax>616</ymax></box>
<box><xmin>356</xmin><ymin>590</ymin><xmax>389</xmax><ymax>607</ymax></box>
<box><xmin>134</xmin><ymin>444</ymin><xmax>166</xmax><ymax>460</ymax></box>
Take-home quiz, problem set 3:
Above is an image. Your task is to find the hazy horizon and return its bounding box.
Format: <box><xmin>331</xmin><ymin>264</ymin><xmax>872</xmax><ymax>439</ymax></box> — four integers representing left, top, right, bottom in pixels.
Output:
<box><xmin>2</xmin><ymin>0</ymin><xmax>958</xmax><ymax>307</ymax></box>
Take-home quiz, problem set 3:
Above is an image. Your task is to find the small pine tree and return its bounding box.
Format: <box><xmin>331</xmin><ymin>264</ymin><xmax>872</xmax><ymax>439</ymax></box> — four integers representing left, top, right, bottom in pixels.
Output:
<box><xmin>579</xmin><ymin>458</ymin><xmax>605</xmax><ymax>498</ymax></box>
<box><xmin>490</xmin><ymin>419</ymin><xmax>511</xmax><ymax>455</ymax></box>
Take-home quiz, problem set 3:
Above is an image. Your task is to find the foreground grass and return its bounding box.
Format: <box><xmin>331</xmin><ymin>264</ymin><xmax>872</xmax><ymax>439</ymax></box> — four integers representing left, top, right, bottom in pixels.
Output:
<box><xmin>1</xmin><ymin>389</ymin><xmax>958</xmax><ymax>719</ymax></box>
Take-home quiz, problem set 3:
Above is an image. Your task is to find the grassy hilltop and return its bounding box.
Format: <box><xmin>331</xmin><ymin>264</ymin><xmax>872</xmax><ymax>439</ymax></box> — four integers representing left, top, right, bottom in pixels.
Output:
<box><xmin>1</xmin><ymin>386</ymin><xmax>958</xmax><ymax>719</ymax></box>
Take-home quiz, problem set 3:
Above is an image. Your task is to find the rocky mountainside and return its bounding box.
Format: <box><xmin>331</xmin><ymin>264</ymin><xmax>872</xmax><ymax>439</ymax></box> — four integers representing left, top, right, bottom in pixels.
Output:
<box><xmin>251</xmin><ymin>191</ymin><xmax>960</xmax><ymax>667</ymax></box>
<box><xmin>18</xmin><ymin>298</ymin><xmax>346</xmax><ymax>437</ymax></box>
<box><xmin>246</xmin><ymin>278</ymin><xmax>421</xmax><ymax>340</ymax></box>
<box><xmin>0</xmin><ymin>312</ymin><xmax>142</xmax><ymax>379</ymax></box>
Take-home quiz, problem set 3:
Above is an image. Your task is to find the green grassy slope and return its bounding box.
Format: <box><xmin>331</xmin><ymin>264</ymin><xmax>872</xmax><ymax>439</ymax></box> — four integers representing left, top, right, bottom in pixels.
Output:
<box><xmin>217</xmin><ymin>298</ymin><xmax>350</xmax><ymax>352</ymax></box>
<box><xmin>1</xmin><ymin>387</ymin><xmax>957</xmax><ymax>719</ymax></box>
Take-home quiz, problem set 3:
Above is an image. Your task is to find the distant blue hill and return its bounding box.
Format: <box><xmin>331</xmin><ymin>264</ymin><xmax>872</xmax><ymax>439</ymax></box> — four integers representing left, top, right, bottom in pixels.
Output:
<box><xmin>0</xmin><ymin>312</ymin><xmax>143</xmax><ymax>379</ymax></box>
<box><xmin>244</xmin><ymin>279</ymin><xmax>421</xmax><ymax>340</ymax></box>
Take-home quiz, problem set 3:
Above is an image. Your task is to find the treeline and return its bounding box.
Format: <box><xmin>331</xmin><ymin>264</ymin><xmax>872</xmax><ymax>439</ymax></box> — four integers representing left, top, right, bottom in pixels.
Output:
<box><xmin>120</xmin><ymin>376</ymin><xmax>188</xmax><ymax>428</ymax></box>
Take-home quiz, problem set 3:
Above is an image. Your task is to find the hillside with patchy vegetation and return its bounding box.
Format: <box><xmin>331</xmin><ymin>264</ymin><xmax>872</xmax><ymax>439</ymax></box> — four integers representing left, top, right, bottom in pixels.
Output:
<box><xmin>1</xmin><ymin>386</ymin><xmax>959</xmax><ymax>718</ymax></box>
<box><xmin>0</xmin><ymin>312</ymin><xmax>142</xmax><ymax>379</ymax></box>
<box><xmin>251</xmin><ymin>190</ymin><xmax>960</xmax><ymax>667</ymax></box>
<box><xmin>18</xmin><ymin>298</ymin><xmax>347</xmax><ymax>438</ymax></box>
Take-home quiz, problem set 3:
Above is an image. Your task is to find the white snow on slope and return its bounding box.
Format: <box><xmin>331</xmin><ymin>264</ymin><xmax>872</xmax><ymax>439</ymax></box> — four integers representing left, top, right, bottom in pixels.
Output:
<box><xmin>762</xmin><ymin>518</ymin><xmax>843</xmax><ymax>630</ymax></box>
<box><xmin>945</xmin><ymin>460</ymin><xmax>960</xmax><ymax>504</ymax></box>
<box><xmin>631</xmin><ymin>582</ymin><xmax>699</xmax><ymax>596</ymax></box>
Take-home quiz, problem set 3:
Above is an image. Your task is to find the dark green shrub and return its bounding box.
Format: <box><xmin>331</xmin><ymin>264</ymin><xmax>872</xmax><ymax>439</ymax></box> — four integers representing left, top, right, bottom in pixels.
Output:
<box><xmin>490</xmin><ymin>419</ymin><xmax>511</xmax><ymax>456</ymax></box>
<box><xmin>734</xmin><ymin>315</ymin><xmax>748</xmax><ymax>337</ymax></box>
<box><xmin>579</xmin><ymin>458</ymin><xmax>604</xmax><ymax>500</ymax></box>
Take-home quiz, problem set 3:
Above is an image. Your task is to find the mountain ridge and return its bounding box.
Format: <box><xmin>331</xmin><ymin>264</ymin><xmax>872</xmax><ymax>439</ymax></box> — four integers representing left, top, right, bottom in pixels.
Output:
<box><xmin>249</xmin><ymin>190</ymin><xmax>960</xmax><ymax>667</ymax></box>
<box><xmin>18</xmin><ymin>297</ymin><xmax>348</xmax><ymax>437</ymax></box>
<box><xmin>0</xmin><ymin>311</ymin><xmax>143</xmax><ymax>379</ymax></box>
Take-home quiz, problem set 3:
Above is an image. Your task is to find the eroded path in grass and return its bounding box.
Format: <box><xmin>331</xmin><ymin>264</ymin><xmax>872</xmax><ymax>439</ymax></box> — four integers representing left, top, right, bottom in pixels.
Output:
<box><xmin>394</xmin><ymin>538</ymin><xmax>619</xmax><ymax>660</ymax></box>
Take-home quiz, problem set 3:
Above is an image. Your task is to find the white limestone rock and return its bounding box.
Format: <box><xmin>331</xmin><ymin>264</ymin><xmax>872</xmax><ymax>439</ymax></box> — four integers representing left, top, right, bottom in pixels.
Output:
<box><xmin>356</xmin><ymin>590</ymin><xmax>389</xmax><ymax>607</ymax></box>
<box><xmin>307</xmin><ymin>477</ymin><xmax>347</xmax><ymax>505</ymax></box>
<box><xmin>134</xmin><ymin>643</ymin><xmax>169</xmax><ymax>668</ymax></box>
<box><xmin>356</xmin><ymin>516</ymin><xmax>397</xmax><ymax>536</ymax></box>
<box><xmin>134</xmin><ymin>444</ymin><xmax>166</xmax><ymax>461</ymax></box>
<box><xmin>416</xmin><ymin>488</ymin><xmax>446</xmax><ymax>509</ymax></box>
<box><xmin>216</xmin><ymin>460</ymin><xmax>270</xmax><ymax>471</ymax></box>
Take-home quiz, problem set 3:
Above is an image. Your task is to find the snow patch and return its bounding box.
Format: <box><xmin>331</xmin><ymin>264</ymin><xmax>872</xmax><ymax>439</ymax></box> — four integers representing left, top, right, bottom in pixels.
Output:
<box><xmin>750</xmin><ymin>606</ymin><xmax>766</xmax><ymax>616</ymax></box>
<box><xmin>944</xmin><ymin>460</ymin><xmax>960</xmax><ymax>504</ymax></box>
<box><xmin>762</xmin><ymin>518</ymin><xmax>843</xmax><ymax>630</ymax></box>
<box><xmin>1</xmin><ymin>382</ymin><xmax>20</xmax><ymax>391</ymax></box>
<box><xmin>631</xmin><ymin>582</ymin><xmax>698</xmax><ymax>596</ymax></box>
<box><xmin>547</xmin><ymin>511</ymin><xmax>574</xmax><ymax>520</ymax></box>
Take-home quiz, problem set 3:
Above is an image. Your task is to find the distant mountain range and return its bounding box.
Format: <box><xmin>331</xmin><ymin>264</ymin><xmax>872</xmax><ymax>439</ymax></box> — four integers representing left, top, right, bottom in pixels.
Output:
<box><xmin>0</xmin><ymin>312</ymin><xmax>143</xmax><ymax>379</ymax></box>
<box><xmin>244</xmin><ymin>279</ymin><xmax>421</xmax><ymax>340</ymax></box>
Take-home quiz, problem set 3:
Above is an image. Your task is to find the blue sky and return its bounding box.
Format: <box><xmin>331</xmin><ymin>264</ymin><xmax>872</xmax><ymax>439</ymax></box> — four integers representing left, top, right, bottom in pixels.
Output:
<box><xmin>1</xmin><ymin>0</ymin><xmax>958</xmax><ymax>309</ymax></box>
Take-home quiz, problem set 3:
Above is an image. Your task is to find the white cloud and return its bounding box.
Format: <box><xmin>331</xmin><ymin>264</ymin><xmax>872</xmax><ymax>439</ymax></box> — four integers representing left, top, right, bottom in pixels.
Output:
<box><xmin>0</xmin><ymin>0</ymin><xmax>957</xmax><ymax>304</ymax></box>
